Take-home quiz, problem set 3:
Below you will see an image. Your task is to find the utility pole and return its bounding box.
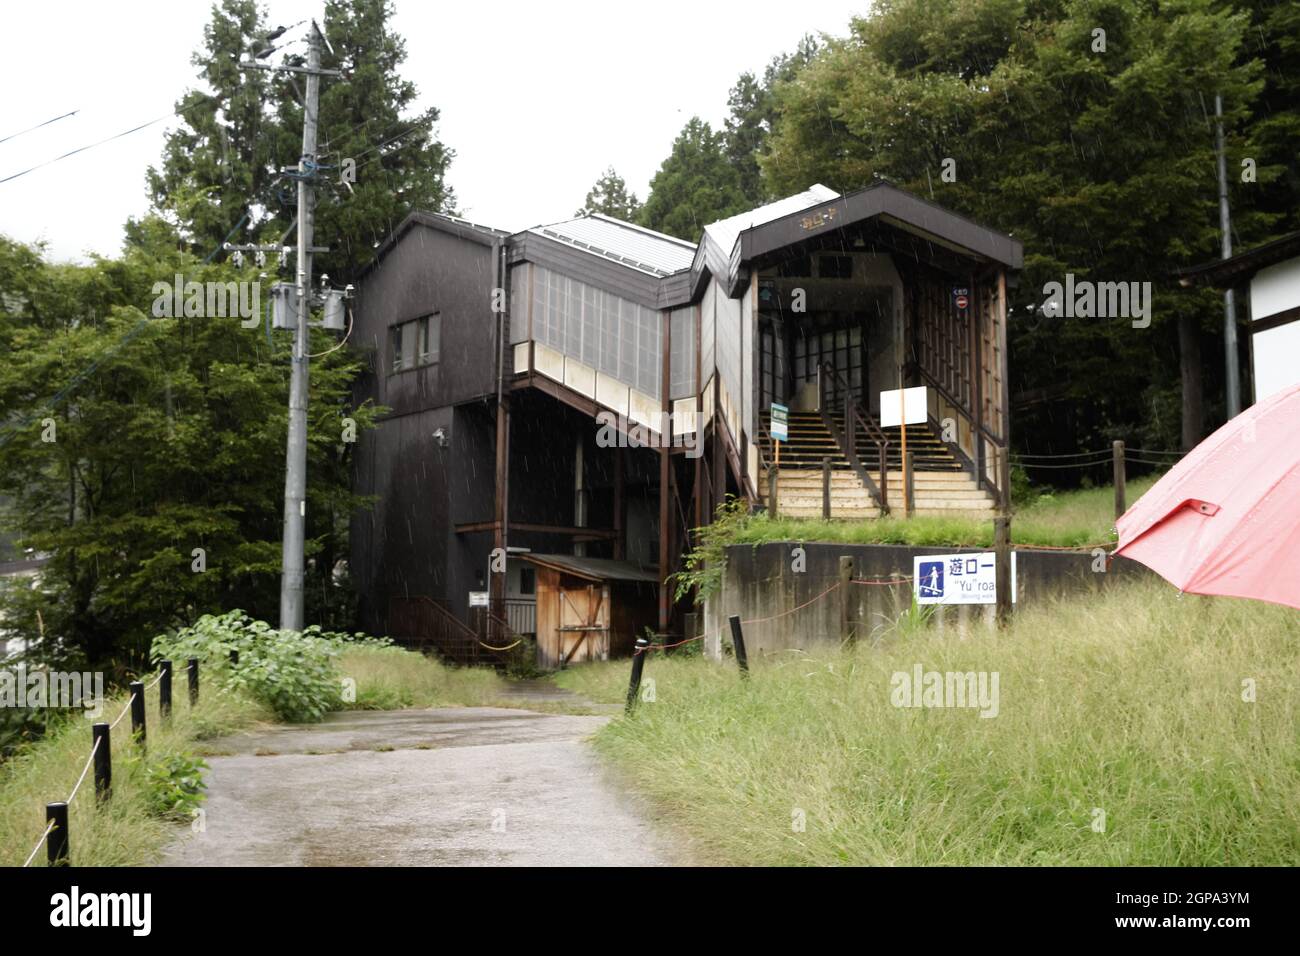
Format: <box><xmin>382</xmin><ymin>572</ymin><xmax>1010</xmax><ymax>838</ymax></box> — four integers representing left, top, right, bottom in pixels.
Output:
<box><xmin>241</xmin><ymin>21</ymin><xmax>341</xmax><ymax>632</ymax></box>
<box><xmin>1215</xmin><ymin>93</ymin><xmax>1241</xmax><ymax>419</ymax></box>
<box><xmin>279</xmin><ymin>23</ymin><xmax>323</xmax><ymax>632</ymax></box>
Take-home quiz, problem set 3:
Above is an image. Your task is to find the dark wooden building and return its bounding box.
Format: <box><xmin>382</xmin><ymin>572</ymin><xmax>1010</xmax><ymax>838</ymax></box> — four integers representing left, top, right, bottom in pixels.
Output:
<box><xmin>350</xmin><ymin>183</ymin><xmax>1022</xmax><ymax>665</ymax></box>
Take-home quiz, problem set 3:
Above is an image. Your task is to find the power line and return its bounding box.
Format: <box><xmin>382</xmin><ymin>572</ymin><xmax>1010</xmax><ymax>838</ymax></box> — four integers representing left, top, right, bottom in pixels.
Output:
<box><xmin>0</xmin><ymin>99</ymin><xmax>211</xmax><ymax>186</ymax></box>
<box><xmin>0</xmin><ymin>110</ymin><xmax>79</xmax><ymax>146</ymax></box>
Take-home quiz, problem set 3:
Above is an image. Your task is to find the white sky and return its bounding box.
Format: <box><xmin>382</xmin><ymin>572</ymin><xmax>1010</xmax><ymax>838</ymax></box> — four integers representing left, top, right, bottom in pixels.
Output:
<box><xmin>0</xmin><ymin>0</ymin><xmax>866</xmax><ymax>263</ymax></box>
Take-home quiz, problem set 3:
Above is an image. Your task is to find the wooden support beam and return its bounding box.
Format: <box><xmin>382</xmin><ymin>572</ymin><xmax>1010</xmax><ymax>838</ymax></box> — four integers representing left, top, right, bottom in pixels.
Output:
<box><xmin>613</xmin><ymin>449</ymin><xmax>625</xmax><ymax>560</ymax></box>
<box><xmin>455</xmin><ymin>520</ymin><xmax>617</xmax><ymax>540</ymax></box>
<box><xmin>659</xmin><ymin>307</ymin><xmax>672</xmax><ymax>636</ymax></box>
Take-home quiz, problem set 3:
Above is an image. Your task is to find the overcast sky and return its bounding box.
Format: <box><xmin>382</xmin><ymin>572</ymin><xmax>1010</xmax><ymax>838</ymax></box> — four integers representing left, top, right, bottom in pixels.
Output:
<box><xmin>0</xmin><ymin>0</ymin><xmax>867</xmax><ymax>263</ymax></box>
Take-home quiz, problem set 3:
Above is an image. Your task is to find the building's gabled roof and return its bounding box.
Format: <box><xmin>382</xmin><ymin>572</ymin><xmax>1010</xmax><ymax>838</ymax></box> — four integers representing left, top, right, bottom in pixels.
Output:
<box><xmin>687</xmin><ymin>180</ymin><xmax>1022</xmax><ymax>296</ymax></box>
<box><xmin>357</xmin><ymin>210</ymin><xmax>509</xmax><ymax>278</ymax></box>
<box><xmin>1175</xmin><ymin>231</ymin><xmax>1300</xmax><ymax>288</ymax></box>
<box><xmin>360</xmin><ymin>183</ymin><xmax>1021</xmax><ymax>306</ymax></box>
<box><xmin>703</xmin><ymin>183</ymin><xmax>840</xmax><ymax>261</ymax></box>
<box><xmin>523</xmin><ymin>214</ymin><xmax>695</xmax><ymax>278</ymax></box>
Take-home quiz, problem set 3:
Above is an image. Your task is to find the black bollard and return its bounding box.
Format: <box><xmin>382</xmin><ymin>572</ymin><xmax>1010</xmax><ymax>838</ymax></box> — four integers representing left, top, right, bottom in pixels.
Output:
<box><xmin>159</xmin><ymin>660</ymin><xmax>172</xmax><ymax>719</ymax></box>
<box><xmin>46</xmin><ymin>802</ymin><xmax>69</xmax><ymax>865</ymax></box>
<box><xmin>625</xmin><ymin>637</ymin><xmax>650</xmax><ymax>714</ymax></box>
<box><xmin>187</xmin><ymin>657</ymin><xmax>199</xmax><ymax>705</ymax></box>
<box><xmin>92</xmin><ymin>723</ymin><xmax>111</xmax><ymax>801</ymax></box>
<box><xmin>129</xmin><ymin>681</ymin><xmax>146</xmax><ymax>747</ymax></box>
<box><xmin>728</xmin><ymin>615</ymin><xmax>749</xmax><ymax>677</ymax></box>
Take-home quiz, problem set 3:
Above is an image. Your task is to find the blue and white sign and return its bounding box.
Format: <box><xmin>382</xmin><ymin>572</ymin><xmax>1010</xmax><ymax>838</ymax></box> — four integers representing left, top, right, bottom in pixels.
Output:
<box><xmin>770</xmin><ymin>403</ymin><xmax>789</xmax><ymax>442</ymax></box>
<box><xmin>913</xmin><ymin>552</ymin><xmax>1017</xmax><ymax>605</ymax></box>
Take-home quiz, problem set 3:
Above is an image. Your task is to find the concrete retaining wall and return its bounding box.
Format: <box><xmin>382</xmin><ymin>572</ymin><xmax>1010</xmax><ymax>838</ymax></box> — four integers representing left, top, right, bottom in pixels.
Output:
<box><xmin>700</xmin><ymin>542</ymin><xmax>1153</xmax><ymax>659</ymax></box>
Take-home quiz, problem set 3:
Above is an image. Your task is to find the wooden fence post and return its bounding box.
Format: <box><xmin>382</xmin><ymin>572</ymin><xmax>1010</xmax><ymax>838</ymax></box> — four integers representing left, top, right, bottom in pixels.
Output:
<box><xmin>905</xmin><ymin>451</ymin><xmax>916</xmax><ymax>517</ymax></box>
<box><xmin>995</xmin><ymin>515</ymin><xmax>1012</xmax><ymax>628</ymax></box>
<box><xmin>839</xmin><ymin>556</ymin><xmax>856</xmax><ymax>643</ymax></box>
<box><xmin>822</xmin><ymin>456</ymin><xmax>831</xmax><ymax>520</ymax></box>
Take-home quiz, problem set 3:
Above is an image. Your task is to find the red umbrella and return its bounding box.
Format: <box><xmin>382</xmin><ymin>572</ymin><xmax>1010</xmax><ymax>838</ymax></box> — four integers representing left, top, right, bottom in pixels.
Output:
<box><xmin>1114</xmin><ymin>383</ymin><xmax>1300</xmax><ymax>611</ymax></box>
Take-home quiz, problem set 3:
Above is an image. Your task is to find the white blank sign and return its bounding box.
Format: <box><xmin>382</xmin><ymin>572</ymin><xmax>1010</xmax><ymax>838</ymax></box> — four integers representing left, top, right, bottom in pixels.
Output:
<box><xmin>879</xmin><ymin>386</ymin><xmax>929</xmax><ymax>428</ymax></box>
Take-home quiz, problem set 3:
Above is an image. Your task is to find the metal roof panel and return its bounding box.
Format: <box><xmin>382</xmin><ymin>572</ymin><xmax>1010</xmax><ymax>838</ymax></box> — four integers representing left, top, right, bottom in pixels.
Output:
<box><xmin>526</xmin><ymin>215</ymin><xmax>695</xmax><ymax>277</ymax></box>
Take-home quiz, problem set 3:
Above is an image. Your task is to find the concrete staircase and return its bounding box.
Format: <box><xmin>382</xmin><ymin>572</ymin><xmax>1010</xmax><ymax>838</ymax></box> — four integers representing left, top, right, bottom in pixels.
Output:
<box><xmin>759</xmin><ymin>411</ymin><xmax>996</xmax><ymax>518</ymax></box>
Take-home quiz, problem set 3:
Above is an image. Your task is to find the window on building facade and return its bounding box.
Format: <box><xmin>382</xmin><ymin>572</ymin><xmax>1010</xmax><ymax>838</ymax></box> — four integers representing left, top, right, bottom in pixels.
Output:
<box><xmin>389</xmin><ymin>314</ymin><xmax>440</xmax><ymax>374</ymax></box>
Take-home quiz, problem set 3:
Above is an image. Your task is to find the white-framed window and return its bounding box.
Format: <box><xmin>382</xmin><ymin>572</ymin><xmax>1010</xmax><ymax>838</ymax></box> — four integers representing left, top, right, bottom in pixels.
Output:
<box><xmin>389</xmin><ymin>314</ymin><xmax>440</xmax><ymax>374</ymax></box>
<box><xmin>418</xmin><ymin>313</ymin><xmax>440</xmax><ymax>365</ymax></box>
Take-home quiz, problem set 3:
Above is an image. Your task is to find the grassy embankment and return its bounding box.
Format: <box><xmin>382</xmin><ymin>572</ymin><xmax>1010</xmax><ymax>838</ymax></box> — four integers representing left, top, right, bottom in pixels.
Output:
<box><xmin>0</xmin><ymin>644</ymin><xmax>503</xmax><ymax>866</ymax></box>
<box><xmin>740</xmin><ymin>475</ymin><xmax>1158</xmax><ymax>549</ymax></box>
<box><xmin>556</xmin><ymin>578</ymin><xmax>1300</xmax><ymax>866</ymax></box>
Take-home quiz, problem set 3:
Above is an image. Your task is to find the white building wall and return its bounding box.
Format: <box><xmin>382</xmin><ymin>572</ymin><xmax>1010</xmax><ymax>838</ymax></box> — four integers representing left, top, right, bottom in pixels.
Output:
<box><xmin>1251</xmin><ymin>257</ymin><xmax>1300</xmax><ymax>402</ymax></box>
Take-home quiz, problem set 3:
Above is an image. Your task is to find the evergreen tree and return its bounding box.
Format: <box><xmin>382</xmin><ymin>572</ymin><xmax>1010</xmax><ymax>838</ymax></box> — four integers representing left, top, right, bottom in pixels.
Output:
<box><xmin>147</xmin><ymin>0</ymin><xmax>455</xmax><ymax>280</ymax></box>
<box><xmin>576</xmin><ymin>167</ymin><xmax>642</xmax><ymax>220</ymax></box>
<box><xmin>723</xmin><ymin>35</ymin><xmax>818</xmax><ymax>205</ymax></box>
<box><xmin>144</xmin><ymin>0</ymin><xmax>275</xmax><ymax>254</ymax></box>
<box><xmin>763</xmin><ymin>0</ymin><xmax>1270</xmax><ymax>459</ymax></box>
<box><xmin>638</xmin><ymin>118</ymin><xmax>749</xmax><ymax>241</ymax></box>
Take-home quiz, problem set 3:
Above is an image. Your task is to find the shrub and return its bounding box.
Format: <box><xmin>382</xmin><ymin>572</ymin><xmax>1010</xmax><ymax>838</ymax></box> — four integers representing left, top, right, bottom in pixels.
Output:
<box><xmin>150</xmin><ymin>611</ymin><xmax>383</xmax><ymax>722</ymax></box>
<box><xmin>142</xmin><ymin>753</ymin><xmax>208</xmax><ymax>820</ymax></box>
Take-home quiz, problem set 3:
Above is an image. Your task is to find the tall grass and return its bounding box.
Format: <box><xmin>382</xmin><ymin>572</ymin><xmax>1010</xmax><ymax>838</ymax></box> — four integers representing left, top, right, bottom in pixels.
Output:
<box><xmin>731</xmin><ymin>476</ymin><xmax>1159</xmax><ymax>550</ymax></box>
<box><xmin>0</xmin><ymin>682</ymin><xmax>270</xmax><ymax>867</ymax></box>
<box><xmin>0</xmin><ymin>645</ymin><xmax>506</xmax><ymax>866</ymax></box>
<box><xmin>557</xmin><ymin>579</ymin><xmax>1300</xmax><ymax>865</ymax></box>
<box><xmin>339</xmin><ymin>646</ymin><xmax>504</xmax><ymax>710</ymax></box>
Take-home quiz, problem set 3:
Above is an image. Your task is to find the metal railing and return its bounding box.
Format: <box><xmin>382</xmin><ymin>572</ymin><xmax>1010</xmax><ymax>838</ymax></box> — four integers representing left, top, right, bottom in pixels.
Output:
<box><xmin>389</xmin><ymin>596</ymin><xmax>487</xmax><ymax>665</ymax></box>
<box><xmin>818</xmin><ymin>362</ymin><xmax>889</xmax><ymax>512</ymax></box>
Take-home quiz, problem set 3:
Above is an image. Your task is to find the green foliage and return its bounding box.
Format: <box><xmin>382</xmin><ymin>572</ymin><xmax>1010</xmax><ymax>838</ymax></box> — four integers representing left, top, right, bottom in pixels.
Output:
<box><xmin>147</xmin><ymin>0</ymin><xmax>456</xmax><ymax>280</ymax></box>
<box><xmin>142</xmin><ymin>0</ymin><xmax>273</xmax><ymax>253</ymax></box>
<box><xmin>559</xmin><ymin>580</ymin><xmax>1300</xmax><ymax>865</ymax></box>
<box><xmin>1009</xmin><ymin>464</ymin><xmax>1034</xmax><ymax>506</ymax></box>
<box><xmin>894</xmin><ymin>592</ymin><xmax>936</xmax><ymax>638</ymax></box>
<box><xmin>762</xmin><ymin>0</ymin><xmax>1289</xmax><ymax>456</ymax></box>
<box><xmin>638</xmin><ymin>118</ymin><xmax>750</xmax><ymax>240</ymax></box>
<box><xmin>670</xmin><ymin>477</ymin><xmax>1158</xmax><ymax>572</ymax></box>
<box><xmin>576</xmin><ymin>167</ymin><xmax>642</xmax><ymax>220</ymax></box>
<box><xmin>669</xmin><ymin>496</ymin><xmax>751</xmax><ymax>604</ymax></box>
<box><xmin>225</xmin><ymin>631</ymin><xmax>343</xmax><ymax>722</ymax></box>
<box><xmin>0</xmin><ymin>235</ymin><xmax>380</xmax><ymax>673</ymax></box>
<box><xmin>142</xmin><ymin>752</ymin><xmax>209</xmax><ymax>820</ymax></box>
<box><xmin>150</xmin><ymin>610</ymin><xmax>385</xmax><ymax>722</ymax></box>
<box><xmin>723</xmin><ymin>35</ymin><xmax>819</xmax><ymax>204</ymax></box>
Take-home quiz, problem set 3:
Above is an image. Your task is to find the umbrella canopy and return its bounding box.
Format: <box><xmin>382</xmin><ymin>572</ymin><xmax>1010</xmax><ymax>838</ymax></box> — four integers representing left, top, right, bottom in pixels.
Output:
<box><xmin>1114</xmin><ymin>382</ymin><xmax>1300</xmax><ymax>611</ymax></box>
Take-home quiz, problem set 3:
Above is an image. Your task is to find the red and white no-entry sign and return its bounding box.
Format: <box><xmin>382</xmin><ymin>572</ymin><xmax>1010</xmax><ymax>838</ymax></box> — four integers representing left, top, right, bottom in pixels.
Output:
<box><xmin>953</xmin><ymin>287</ymin><xmax>970</xmax><ymax>310</ymax></box>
